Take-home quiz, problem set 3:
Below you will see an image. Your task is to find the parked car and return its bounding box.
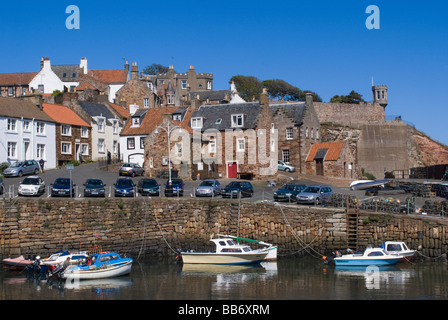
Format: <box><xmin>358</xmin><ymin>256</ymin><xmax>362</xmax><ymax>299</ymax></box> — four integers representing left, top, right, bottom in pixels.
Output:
<box><xmin>83</xmin><ymin>179</ymin><xmax>106</xmax><ymax>198</ymax></box>
<box><xmin>195</xmin><ymin>179</ymin><xmax>222</xmax><ymax>197</ymax></box>
<box><xmin>18</xmin><ymin>176</ymin><xmax>45</xmax><ymax>197</ymax></box>
<box><xmin>164</xmin><ymin>178</ymin><xmax>184</xmax><ymax>197</ymax></box>
<box><xmin>137</xmin><ymin>178</ymin><xmax>160</xmax><ymax>196</ymax></box>
<box><xmin>0</xmin><ymin>177</ymin><xmax>5</xmax><ymax>195</ymax></box>
<box><xmin>119</xmin><ymin>163</ymin><xmax>144</xmax><ymax>177</ymax></box>
<box><xmin>221</xmin><ymin>181</ymin><xmax>254</xmax><ymax>198</ymax></box>
<box><xmin>3</xmin><ymin>160</ymin><xmax>41</xmax><ymax>177</ymax></box>
<box><xmin>278</xmin><ymin>160</ymin><xmax>295</xmax><ymax>172</ymax></box>
<box><xmin>51</xmin><ymin>178</ymin><xmax>76</xmax><ymax>197</ymax></box>
<box><xmin>114</xmin><ymin>178</ymin><xmax>136</xmax><ymax>197</ymax></box>
<box><xmin>274</xmin><ymin>184</ymin><xmax>307</xmax><ymax>202</ymax></box>
<box><xmin>296</xmin><ymin>186</ymin><xmax>333</xmax><ymax>205</ymax></box>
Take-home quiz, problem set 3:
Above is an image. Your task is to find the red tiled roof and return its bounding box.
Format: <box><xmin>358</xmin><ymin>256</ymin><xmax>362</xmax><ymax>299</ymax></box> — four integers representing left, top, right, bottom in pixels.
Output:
<box><xmin>306</xmin><ymin>142</ymin><xmax>344</xmax><ymax>162</ymax></box>
<box><xmin>88</xmin><ymin>70</ymin><xmax>127</xmax><ymax>84</ymax></box>
<box><xmin>0</xmin><ymin>72</ymin><xmax>37</xmax><ymax>86</ymax></box>
<box><xmin>42</xmin><ymin>103</ymin><xmax>90</xmax><ymax>127</ymax></box>
<box><xmin>109</xmin><ymin>102</ymin><xmax>130</xmax><ymax>118</ymax></box>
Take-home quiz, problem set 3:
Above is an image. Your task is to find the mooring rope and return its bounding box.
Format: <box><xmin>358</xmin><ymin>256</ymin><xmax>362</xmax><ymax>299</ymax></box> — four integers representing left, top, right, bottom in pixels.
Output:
<box><xmin>152</xmin><ymin>204</ymin><xmax>178</xmax><ymax>255</ymax></box>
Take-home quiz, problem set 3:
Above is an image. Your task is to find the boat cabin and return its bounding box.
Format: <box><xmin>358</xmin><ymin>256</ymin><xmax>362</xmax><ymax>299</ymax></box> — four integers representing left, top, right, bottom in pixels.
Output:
<box><xmin>211</xmin><ymin>239</ymin><xmax>253</xmax><ymax>253</ymax></box>
<box><xmin>380</xmin><ymin>241</ymin><xmax>410</xmax><ymax>253</ymax></box>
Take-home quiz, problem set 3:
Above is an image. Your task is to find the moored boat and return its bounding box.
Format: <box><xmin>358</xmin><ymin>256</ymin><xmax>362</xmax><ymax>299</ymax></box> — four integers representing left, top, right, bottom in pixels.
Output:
<box><xmin>180</xmin><ymin>238</ymin><xmax>269</xmax><ymax>265</ymax></box>
<box><xmin>333</xmin><ymin>247</ymin><xmax>401</xmax><ymax>267</ymax></box>
<box><xmin>1</xmin><ymin>256</ymin><xmax>34</xmax><ymax>271</ymax></box>
<box><xmin>216</xmin><ymin>234</ymin><xmax>278</xmax><ymax>261</ymax></box>
<box><xmin>350</xmin><ymin>179</ymin><xmax>391</xmax><ymax>191</ymax></box>
<box><xmin>61</xmin><ymin>252</ymin><xmax>133</xmax><ymax>280</ymax></box>
<box><xmin>379</xmin><ymin>241</ymin><xmax>416</xmax><ymax>262</ymax></box>
<box><xmin>39</xmin><ymin>250</ymin><xmax>89</xmax><ymax>272</ymax></box>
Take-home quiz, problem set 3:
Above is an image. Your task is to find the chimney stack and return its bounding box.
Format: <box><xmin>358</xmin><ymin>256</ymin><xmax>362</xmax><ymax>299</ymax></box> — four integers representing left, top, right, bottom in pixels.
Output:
<box><xmin>131</xmin><ymin>62</ymin><xmax>139</xmax><ymax>80</ymax></box>
<box><xmin>260</xmin><ymin>87</ymin><xmax>269</xmax><ymax>106</ymax></box>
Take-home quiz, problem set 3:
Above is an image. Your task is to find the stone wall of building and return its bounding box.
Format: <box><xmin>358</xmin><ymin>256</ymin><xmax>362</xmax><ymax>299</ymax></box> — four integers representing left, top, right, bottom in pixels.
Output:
<box><xmin>314</xmin><ymin>101</ymin><xmax>385</xmax><ymax>126</ymax></box>
<box><xmin>1</xmin><ymin>198</ymin><xmax>448</xmax><ymax>260</ymax></box>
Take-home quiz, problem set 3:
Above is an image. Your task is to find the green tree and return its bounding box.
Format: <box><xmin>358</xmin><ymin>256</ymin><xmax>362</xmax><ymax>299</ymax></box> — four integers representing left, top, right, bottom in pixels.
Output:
<box><xmin>330</xmin><ymin>90</ymin><xmax>364</xmax><ymax>104</ymax></box>
<box><xmin>262</xmin><ymin>79</ymin><xmax>303</xmax><ymax>101</ymax></box>
<box><xmin>143</xmin><ymin>63</ymin><xmax>170</xmax><ymax>75</ymax></box>
<box><xmin>230</xmin><ymin>75</ymin><xmax>263</xmax><ymax>101</ymax></box>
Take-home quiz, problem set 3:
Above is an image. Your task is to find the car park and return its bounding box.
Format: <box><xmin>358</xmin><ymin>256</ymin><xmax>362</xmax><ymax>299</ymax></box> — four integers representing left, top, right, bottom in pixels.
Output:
<box><xmin>51</xmin><ymin>178</ymin><xmax>76</xmax><ymax>197</ymax></box>
<box><xmin>119</xmin><ymin>163</ymin><xmax>144</xmax><ymax>177</ymax></box>
<box><xmin>195</xmin><ymin>179</ymin><xmax>221</xmax><ymax>197</ymax></box>
<box><xmin>274</xmin><ymin>184</ymin><xmax>307</xmax><ymax>202</ymax></box>
<box><xmin>3</xmin><ymin>160</ymin><xmax>41</xmax><ymax>177</ymax></box>
<box><xmin>221</xmin><ymin>181</ymin><xmax>254</xmax><ymax>198</ymax></box>
<box><xmin>278</xmin><ymin>160</ymin><xmax>295</xmax><ymax>172</ymax></box>
<box><xmin>83</xmin><ymin>179</ymin><xmax>106</xmax><ymax>197</ymax></box>
<box><xmin>296</xmin><ymin>186</ymin><xmax>333</xmax><ymax>205</ymax></box>
<box><xmin>164</xmin><ymin>179</ymin><xmax>184</xmax><ymax>197</ymax></box>
<box><xmin>18</xmin><ymin>176</ymin><xmax>46</xmax><ymax>197</ymax></box>
<box><xmin>137</xmin><ymin>178</ymin><xmax>160</xmax><ymax>196</ymax></box>
<box><xmin>114</xmin><ymin>178</ymin><xmax>136</xmax><ymax>197</ymax></box>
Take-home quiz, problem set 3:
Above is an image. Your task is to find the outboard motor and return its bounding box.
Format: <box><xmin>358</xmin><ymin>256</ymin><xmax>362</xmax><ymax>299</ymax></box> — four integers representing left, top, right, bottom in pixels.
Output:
<box><xmin>322</xmin><ymin>251</ymin><xmax>341</xmax><ymax>264</ymax></box>
<box><xmin>175</xmin><ymin>249</ymin><xmax>183</xmax><ymax>264</ymax></box>
<box><xmin>49</xmin><ymin>258</ymin><xmax>70</xmax><ymax>278</ymax></box>
<box><xmin>26</xmin><ymin>256</ymin><xmax>42</xmax><ymax>273</ymax></box>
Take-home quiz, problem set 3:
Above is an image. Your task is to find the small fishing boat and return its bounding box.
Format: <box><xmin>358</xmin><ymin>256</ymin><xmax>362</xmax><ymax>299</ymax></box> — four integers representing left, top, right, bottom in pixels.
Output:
<box><xmin>350</xmin><ymin>179</ymin><xmax>391</xmax><ymax>191</ymax></box>
<box><xmin>216</xmin><ymin>234</ymin><xmax>278</xmax><ymax>261</ymax></box>
<box><xmin>333</xmin><ymin>247</ymin><xmax>401</xmax><ymax>267</ymax></box>
<box><xmin>1</xmin><ymin>256</ymin><xmax>34</xmax><ymax>271</ymax></box>
<box><xmin>180</xmin><ymin>237</ymin><xmax>269</xmax><ymax>265</ymax></box>
<box><xmin>61</xmin><ymin>252</ymin><xmax>133</xmax><ymax>280</ymax></box>
<box><xmin>378</xmin><ymin>241</ymin><xmax>416</xmax><ymax>262</ymax></box>
<box><xmin>39</xmin><ymin>250</ymin><xmax>89</xmax><ymax>272</ymax></box>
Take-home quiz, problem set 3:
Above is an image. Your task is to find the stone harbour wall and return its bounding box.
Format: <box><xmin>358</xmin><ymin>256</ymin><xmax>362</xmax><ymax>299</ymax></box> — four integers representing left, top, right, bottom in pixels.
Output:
<box><xmin>1</xmin><ymin>198</ymin><xmax>448</xmax><ymax>259</ymax></box>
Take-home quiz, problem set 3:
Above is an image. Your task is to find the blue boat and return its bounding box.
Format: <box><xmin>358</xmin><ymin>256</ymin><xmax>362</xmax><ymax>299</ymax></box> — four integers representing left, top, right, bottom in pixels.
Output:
<box><xmin>333</xmin><ymin>247</ymin><xmax>401</xmax><ymax>267</ymax></box>
<box><xmin>61</xmin><ymin>252</ymin><xmax>132</xmax><ymax>280</ymax></box>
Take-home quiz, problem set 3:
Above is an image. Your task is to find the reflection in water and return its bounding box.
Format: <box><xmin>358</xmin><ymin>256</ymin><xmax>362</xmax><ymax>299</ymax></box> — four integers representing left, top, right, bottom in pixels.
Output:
<box><xmin>1</xmin><ymin>257</ymin><xmax>448</xmax><ymax>300</ymax></box>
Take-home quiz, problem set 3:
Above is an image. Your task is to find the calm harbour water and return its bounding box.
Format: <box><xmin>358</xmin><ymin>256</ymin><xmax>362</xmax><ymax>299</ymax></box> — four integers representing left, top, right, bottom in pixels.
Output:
<box><xmin>1</xmin><ymin>256</ymin><xmax>448</xmax><ymax>301</ymax></box>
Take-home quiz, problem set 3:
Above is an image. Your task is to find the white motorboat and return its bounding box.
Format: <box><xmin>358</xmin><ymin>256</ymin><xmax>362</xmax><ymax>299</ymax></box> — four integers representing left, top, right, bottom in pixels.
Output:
<box><xmin>62</xmin><ymin>252</ymin><xmax>133</xmax><ymax>280</ymax></box>
<box><xmin>379</xmin><ymin>241</ymin><xmax>416</xmax><ymax>262</ymax></box>
<box><xmin>39</xmin><ymin>250</ymin><xmax>89</xmax><ymax>272</ymax></box>
<box><xmin>216</xmin><ymin>234</ymin><xmax>278</xmax><ymax>261</ymax></box>
<box><xmin>180</xmin><ymin>238</ymin><xmax>269</xmax><ymax>265</ymax></box>
<box><xmin>350</xmin><ymin>179</ymin><xmax>391</xmax><ymax>191</ymax></box>
<box><xmin>333</xmin><ymin>247</ymin><xmax>401</xmax><ymax>267</ymax></box>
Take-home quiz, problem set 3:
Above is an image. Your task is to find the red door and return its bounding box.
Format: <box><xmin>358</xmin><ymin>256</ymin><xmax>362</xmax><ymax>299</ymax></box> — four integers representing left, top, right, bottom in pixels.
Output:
<box><xmin>227</xmin><ymin>162</ymin><xmax>237</xmax><ymax>178</ymax></box>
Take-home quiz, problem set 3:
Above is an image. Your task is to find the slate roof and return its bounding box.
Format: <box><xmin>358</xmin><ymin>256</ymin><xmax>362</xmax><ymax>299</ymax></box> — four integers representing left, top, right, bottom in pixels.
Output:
<box><xmin>78</xmin><ymin>101</ymin><xmax>116</xmax><ymax>119</ymax></box>
<box><xmin>0</xmin><ymin>97</ymin><xmax>55</xmax><ymax>122</ymax></box>
<box><xmin>191</xmin><ymin>102</ymin><xmax>261</xmax><ymax>131</ymax></box>
<box><xmin>52</xmin><ymin>65</ymin><xmax>80</xmax><ymax>82</ymax></box>
<box><xmin>270</xmin><ymin>102</ymin><xmax>306</xmax><ymax>125</ymax></box>
<box><xmin>188</xmin><ymin>90</ymin><xmax>231</xmax><ymax>102</ymax></box>
<box><xmin>42</xmin><ymin>103</ymin><xmax>90</xmax><ymax>127</ymax></box>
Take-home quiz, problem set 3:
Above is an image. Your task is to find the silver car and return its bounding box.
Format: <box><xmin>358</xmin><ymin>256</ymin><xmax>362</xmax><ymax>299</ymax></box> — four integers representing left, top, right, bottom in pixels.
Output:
<box><xmin>18</xmin><ymin>176</ymin><xmax>46</xmax><ymax>197</ymax></box>
<box><xmin>3</xmin><ymin>160</ymin><xmax>41</xmax><ymax>177</ymax></box>
<box><xmin>119</xmin><ymin>163</ymin><xmax>145</xmax><ymax>177</ymax></box>
<box><xmin>296</xmin><ymin>186</ymin><xmax>333</xmax><ymax>205</ymax></box>
<box><xmin>195</xmin><ymin>179</ymin><xmax>222</xmax><ymax>197</ymax></box>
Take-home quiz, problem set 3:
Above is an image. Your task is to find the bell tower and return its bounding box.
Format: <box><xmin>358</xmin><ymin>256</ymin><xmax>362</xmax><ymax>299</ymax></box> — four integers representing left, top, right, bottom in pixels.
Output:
<box><xmin>372</xmin><ymin>84</ymin><xmax>388</xmax><ymax>108</ymax></box>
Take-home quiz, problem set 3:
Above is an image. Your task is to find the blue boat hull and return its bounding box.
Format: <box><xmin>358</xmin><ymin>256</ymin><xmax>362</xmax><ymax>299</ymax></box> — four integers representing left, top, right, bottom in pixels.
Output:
<box><xmin>334</xmin><ymin>258</ymin><xmax>400</xmax><ymax>267</ymax></box>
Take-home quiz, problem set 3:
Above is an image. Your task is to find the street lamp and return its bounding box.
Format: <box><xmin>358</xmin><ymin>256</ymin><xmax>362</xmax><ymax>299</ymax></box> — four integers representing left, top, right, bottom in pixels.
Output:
<box><xmin>155</xmin><ymin>122</ymin><xmax>181</xmax><ymax>182</ymax></box>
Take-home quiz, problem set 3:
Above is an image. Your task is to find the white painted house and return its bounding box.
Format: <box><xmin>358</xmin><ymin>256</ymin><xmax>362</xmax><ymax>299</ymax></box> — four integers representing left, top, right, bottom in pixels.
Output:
<box><xmin>0</xmin><ymin>96</ymin><xmax>56</xmax><ymax>169</ymax></box>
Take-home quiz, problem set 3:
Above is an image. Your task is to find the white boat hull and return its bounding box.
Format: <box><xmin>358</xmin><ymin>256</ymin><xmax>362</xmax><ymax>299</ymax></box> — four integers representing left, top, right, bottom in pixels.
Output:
<box><xmin>62</xmin><ymin>261</ymin><xmax>132</xmax><ymax>280</ymax></box>
<box><xmin>181</xmin><ymin>252</ymin><xmax>267</xmax><ymax>265</ymax></box>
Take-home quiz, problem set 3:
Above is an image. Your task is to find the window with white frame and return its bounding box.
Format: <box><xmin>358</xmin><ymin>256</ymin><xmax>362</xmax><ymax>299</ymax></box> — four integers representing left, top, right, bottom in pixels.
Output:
<box><xmin>286</xmin><ymin>128</ymin><xmax>294</xmax><ymax>140</ymax></box>
<box><xmin>97</xmin><ymin>117</ymin><xmax>105</xmax><ymax>133</ymax></box>
<box><xmin>113</xmin><ymin>140</ymin><xmax>118</xmax><ymax>154</ymax></box>
<box><xmin>36</xmin><ymin>122</ymin><xmax>45</xmax><ymax>134</ymax></box>
<box><xmin>191</xmin><ymin>117</ymin><xmax>203</xmax><ymax>129</ymax></box>
<box><xmin>173</xmin><ymin>114</ymin><xmax>182</xmax><ymax>121</ymax></box>
<box><xmin>127</xmin><ymin>138</ymin><xmax>135</xmax><ymax>150</ymax></box>
<box><xmin>207</xmin><ymin>81</ymin><xmax>212</xmax><ymax>90</ymax></box>
<box><xmin>112</xmin><ymin>120</ymin><xmax>119</xmax><ymax>134</ymax></box>
<box><xmin>61</xmin><ymin>124</ymin><xmax>72</xmax><ymax>136</ymax></box>
<box><xmin>181</xmin><ymin>80</ymin><xmax>187</xmax><ymax>90</ymax></box>
<box><xmin>176</xmin><ymin>143</ymin><xmax>183</xmax><ymax>157</ymax></box>
<box><xmin>36</xmin><ymin>144</ymin><xmax>45</xmax><ymax>159</ymax></box>
<box><xmin>81</xmin><ymin>143</ymin><xmax>89</xmax><ymax>155</ymax></box>
<box><xmin>144</xmin><ymin>98</ymin><xmax>149</xmax><ymax>108</ymax></box>
<box><xmin>231</xmin><ymin>114</ymin><xmax>244</xmax><ymax>128</ymax></box>
<box><xmin>315</xmin><ymin>129</ymin><xmax>319</xmax><ymax>140</ymax></box>
<box><xmin>61</xmin><ymin>142</ymin><xmax>72</xmax><ymax>154</ymax></box>
<box><xmin>237</xmin><ymin>138</ymin><xmax>245</xmax><ymax>152</ymax></box>
<box><xmin>23</xmin><ymin>120</ymin><xmax>30</xmax><ymax>131</ymax></box>
<box><xmin>167</xmin><ymin>94</ymin><xmax>174</xmax><ymax>105</ymax></box>
<box><xmin>140</xmin><ymin>137</ymin><xmax>145</xmax><ymax>149</ymax></box>
<box><xmin>81</xmin><ymin>127</ymin><xmax>89</xmax><ymax>138</ymax></box>
<box><xmin>7</xmin><ymin>119</ymin><xmax>17</xmax><ymax>131</ymax></box>
<box><xmin>209</xmin><ymin>140</ymin><xmax>216</xmax><ymax>153</ymax></box>
<box><xmin>282</xmin><ymin>150</ymin><xmax>290</xmax><ymax>163</ymax></box>
<box><xmin>7</xmin><ymin>142</ymin><xmax>17</xmax><ymax>158</ymax></box>
<box><xmin>98</xmin><ymin>139</ymin><xmax>105</xmax><ymax>153</ymax></box>
<box><xmin>8</xmin><ymin>87</ymin><xmax>14</xmax><ymax>96</ymax></box>
<box><xmin>131</xmin><ymin>117</ymin><xmax>140</xmax><ymax>127</ymax></box>
<box><xmin>270</xmin><ymin>138</ymin><xmax>276</xmax><ymax>152</ymax></box>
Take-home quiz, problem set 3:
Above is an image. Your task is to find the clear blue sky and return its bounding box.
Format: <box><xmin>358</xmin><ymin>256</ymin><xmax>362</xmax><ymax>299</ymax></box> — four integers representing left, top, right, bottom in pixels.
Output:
<box><xmin>1</xmin><ymin>1</ymin><xmax>447</xmax><ymax>145</ymax></box>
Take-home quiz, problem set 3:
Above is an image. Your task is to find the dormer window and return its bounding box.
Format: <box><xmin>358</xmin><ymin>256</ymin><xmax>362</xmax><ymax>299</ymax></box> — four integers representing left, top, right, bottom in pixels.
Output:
<box><xmin>132</xmin><ymin>117</ymin><xmax>141</xmax><ymax>127</ymax></box>
<box><xmin>231</xmin><ymin>114</ymin><xmax>244</xmax><ymax>128</ymax></box>
<box><xmin>167</xmin><ymin>94</ymin><xmax>174</xmax><ymax>105</ymax></box>
<box><xmin>215</xmin><ymin>118</ymin><xmax>222</xmax><ymax>125</ymax></box>
<box><xmin>191</xmin><ymin>117</ymin><xmax>203</xmax><ymax>129</ymax></box>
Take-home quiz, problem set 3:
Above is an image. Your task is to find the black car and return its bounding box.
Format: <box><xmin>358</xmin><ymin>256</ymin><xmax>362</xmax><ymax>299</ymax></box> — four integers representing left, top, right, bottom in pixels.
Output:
<box><xmin>274</xmin><ymin>184</ymin><xmax>307</xmax><ymax>202</ymax></box>
<box><xmin>164</xmin><ymin>179</ymin><xmax>184</xmax><ymax>197</ymax></box>
<box><xmin>221</xmin><ymin>181</ymin><xmax>254</xmax><ymax>198</ymax></box>
<box><xmin>83</xmin><ymin>179</ymin><xmax>106</xmax><ymax>197</ymax></box>
<box><xmin>137</xmin><ymin>178</ymin><xmax>160</xmax><ymax>196</ymax></box>
<box><xmin>51</xmin><ymin>178</ymin><xmax>76</xmax><ymax>197</ymax></box>
<box><xmin>114</xmin><ymin>178</ymin><xmax>136</xmax><ymax>197</ymax></box>
<box><xmin>0</xmin><ymin>177</ymin><xmax>4</xmax><ymax>195</ymax></box>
